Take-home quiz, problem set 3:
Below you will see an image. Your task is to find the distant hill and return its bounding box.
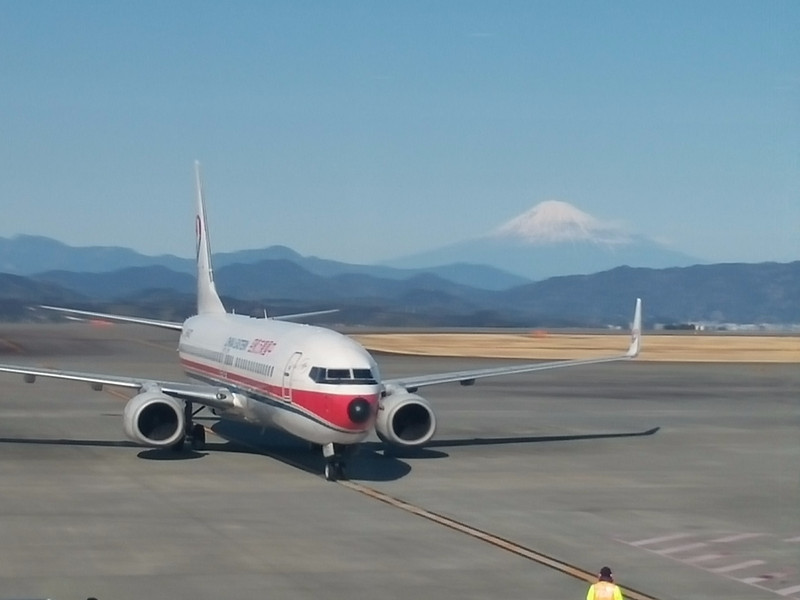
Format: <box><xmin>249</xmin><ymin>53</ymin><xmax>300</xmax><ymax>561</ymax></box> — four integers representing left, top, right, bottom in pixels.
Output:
<box><xmin>0</xmin><ymin>236</ymin><xmax>527</xmax><ymax>291</ymax></box>
<box><xmin>500</xmin><ymin>262</ymin><xmax>800</xmax><ymax>325</ymax></box>
<box><xmin>2</xmin><ymin>260</ymin><xmax>797</xmax><ymax>327</ymax></box>
<box><xmin>0</xmin><ymin>235</ymin><xmax>189</xmax><ymax>275</ymax></box>
<box><xmin>0</xmin><ymin>273</ymin><xmax>87</xmax><ymax>321</ymax></box>
<box><xmin>32</xmin><ymin>260</ymin><xmax>494</xmax><ymax>310</ymax></box>
<box><xmin>35</xmin><ymin>266</ymin><xmax>196</xmax><ymax>300</ymax></box>
<box><xmin>0</xmin><ymin>273</ymin><xmax>85</xmax><ymax>303</ymax></box>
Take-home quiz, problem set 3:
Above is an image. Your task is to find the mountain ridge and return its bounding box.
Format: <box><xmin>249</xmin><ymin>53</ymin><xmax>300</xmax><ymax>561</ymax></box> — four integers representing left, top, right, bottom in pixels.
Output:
<box><xmin>6</xmin><ymin>260</ymin><xmax>798</xmax><ymax>327</ymax></box>
<box><xmin>0</xmin><ymin>235</ymin><xmax>528</xmax><ymax>291</ymax></box>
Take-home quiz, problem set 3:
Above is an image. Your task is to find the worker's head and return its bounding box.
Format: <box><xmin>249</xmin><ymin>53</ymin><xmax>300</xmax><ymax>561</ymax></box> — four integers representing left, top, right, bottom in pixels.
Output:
<box><xmin>598</xmin><ymin>566</ymin><xmax>613</xmax><ymax>582</ymax></box>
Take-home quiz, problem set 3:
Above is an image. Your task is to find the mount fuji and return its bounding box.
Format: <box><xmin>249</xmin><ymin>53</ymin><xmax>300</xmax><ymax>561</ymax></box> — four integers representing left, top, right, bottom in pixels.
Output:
<box><xmin>383</xmin><ymin>200</ymin><xmax>702</xmax><ymax>282</ymax></box>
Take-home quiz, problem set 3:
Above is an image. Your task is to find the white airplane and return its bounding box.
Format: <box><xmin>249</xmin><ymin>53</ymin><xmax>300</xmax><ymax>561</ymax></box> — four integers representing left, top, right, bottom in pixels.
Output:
<box><xmin>0</xmin><ymin>164</ymin><xmax>643</xmax><ymax>481</ymax></box>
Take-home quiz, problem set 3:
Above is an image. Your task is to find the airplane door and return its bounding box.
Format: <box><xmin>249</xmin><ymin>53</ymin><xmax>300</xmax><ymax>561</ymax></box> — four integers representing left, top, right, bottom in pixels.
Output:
<box><xmin>281</xmin><ymin>352</ymin><xmax>302</xmax><ymax>402</ymax></box>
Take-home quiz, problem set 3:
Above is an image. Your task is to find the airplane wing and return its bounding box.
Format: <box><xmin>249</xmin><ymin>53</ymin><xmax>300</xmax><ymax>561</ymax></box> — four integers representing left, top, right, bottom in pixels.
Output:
<box><xmin>271</xmin><ymin>309</ymin><xmax>339</xmax><ymax>321</ymax></box>
<box><xmin>0</xmin><ymin>362</ymin><xmax>237</xmax><ymax>412</ymax></box>
<box><xmin>384</xmin><ymin>298</ymin><xmax>642</xmax><ymax>392</ymax></box>
<box><xmin>39</xmin><ymin>305</ymin><xmax>184</xmax><ymax>331</ymax></box>
<box><xmin>40</xmin><ymin>305</ymin><xmax>338</xmax><ymax>327</ymax></box>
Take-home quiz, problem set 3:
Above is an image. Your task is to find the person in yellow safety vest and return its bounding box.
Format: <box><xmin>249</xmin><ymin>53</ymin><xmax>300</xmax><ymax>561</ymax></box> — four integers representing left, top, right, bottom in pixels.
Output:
<box><xmin>586</xmin><ymin>566</ymin><xmax>623</xmax><ymax>600</ymax></box>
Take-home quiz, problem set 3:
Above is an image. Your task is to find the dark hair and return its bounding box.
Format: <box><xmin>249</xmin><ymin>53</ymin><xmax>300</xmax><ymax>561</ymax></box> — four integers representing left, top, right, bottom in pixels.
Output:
<box><xmin>599</xmin><ymin>566</ymin><xmax>613</xmax><ymax>581</ymax></box>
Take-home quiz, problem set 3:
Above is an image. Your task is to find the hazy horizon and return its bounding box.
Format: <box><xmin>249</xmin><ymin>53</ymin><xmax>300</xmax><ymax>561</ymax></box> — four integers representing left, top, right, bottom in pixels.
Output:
<box><xmin>1</xmin><ymin>2</ymin><xmax>797</xmax><ymax>265</ymax></box>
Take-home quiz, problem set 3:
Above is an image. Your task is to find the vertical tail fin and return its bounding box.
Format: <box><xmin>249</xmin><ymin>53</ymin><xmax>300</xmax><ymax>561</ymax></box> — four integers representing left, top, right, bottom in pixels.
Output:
<box><xmin>194</xmin><ymin>161</ymin><xmax>226</xmax><ymax>315</ymax></box>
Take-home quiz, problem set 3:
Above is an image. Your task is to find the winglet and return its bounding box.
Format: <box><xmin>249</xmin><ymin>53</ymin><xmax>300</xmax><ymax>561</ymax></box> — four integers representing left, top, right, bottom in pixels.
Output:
<box><xmin>626</xmin><ymin>298</ymin><xmax>642</xmax><ymax>358</ymax></box>
<box><xmin>194</xmin><ymin>161</ymin><xmax>226</xmax><ymax>315</ymax></box>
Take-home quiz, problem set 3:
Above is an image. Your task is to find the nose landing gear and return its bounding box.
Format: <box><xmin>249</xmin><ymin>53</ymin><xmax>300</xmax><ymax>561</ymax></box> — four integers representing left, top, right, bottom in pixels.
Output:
<box><xmin>322</xmin><ymin>442</ymin><xmax>349</xmax><ymax>481</ymax></box>
<box><xmin>324</xmin><ymin>460</ymin><xmax>346</xmax><ymax>482</ymax></box>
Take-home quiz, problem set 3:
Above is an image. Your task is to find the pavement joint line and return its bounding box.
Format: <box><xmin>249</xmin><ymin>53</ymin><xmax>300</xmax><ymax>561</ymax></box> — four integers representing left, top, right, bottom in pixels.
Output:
<box><xmin>340</xmin><ymin>479</ymin><xmax>661</xmax><ymax>600</ymax></box>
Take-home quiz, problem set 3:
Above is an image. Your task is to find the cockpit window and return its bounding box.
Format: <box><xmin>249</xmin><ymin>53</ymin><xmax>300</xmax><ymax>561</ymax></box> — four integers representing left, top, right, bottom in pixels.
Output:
<box><xmin>352</xmin><ymin>368</ymin><xmax>374</xmax><ymax>380</ymax></box>
<box><xmin>326</xmin><ymin>368</ymin><xmax>350</xmax><ymax>380</ymax></box>
<box><xmin>309</xmin><ymin>366</ymin><xmax>376</xmax><ymax>385</ymax></box>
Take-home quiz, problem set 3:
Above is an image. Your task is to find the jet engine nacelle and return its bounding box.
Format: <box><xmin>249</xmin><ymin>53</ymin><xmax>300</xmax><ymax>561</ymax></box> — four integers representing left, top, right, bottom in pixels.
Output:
<box><xmin>375</xmin><ymin>390</ymin><xmax>437</xmax><ymax>448</ymax></box>
<box><xmin>122</xmin><ymin>390</ymin><xmax>185</xmax><ymax>448</ymax></box>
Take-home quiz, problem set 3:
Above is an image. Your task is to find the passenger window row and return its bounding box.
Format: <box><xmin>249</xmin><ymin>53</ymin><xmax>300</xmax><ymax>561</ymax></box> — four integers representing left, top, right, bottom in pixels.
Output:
<box><xmin>234</xmin><ymin>357</ymin><xmax>275</xmax><ymax>377</ymax></box>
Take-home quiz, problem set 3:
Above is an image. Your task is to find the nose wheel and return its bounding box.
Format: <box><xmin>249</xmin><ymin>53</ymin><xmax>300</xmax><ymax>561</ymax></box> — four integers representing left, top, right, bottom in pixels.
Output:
<box><xmin>322</xmin><ymin>443</ymin><xmax>349</xmax><ymax>481</ymax></box>
<box><xmin>324</xmin><ymin>460</ymin><xmax>347</xmax><ymax>482</ymax></box>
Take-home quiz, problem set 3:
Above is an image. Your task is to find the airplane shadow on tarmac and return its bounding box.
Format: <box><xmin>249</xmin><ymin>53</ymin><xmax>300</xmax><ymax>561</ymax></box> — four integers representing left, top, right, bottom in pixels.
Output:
<box><xmin>201</xmin><ymin>421</ymin><xmax>661</xmax><ymax>482</ymax></box>
<box><xmin>0</xmin><ymin>422</ymin><xmax>659</xmax><ymax>483</ymax></box>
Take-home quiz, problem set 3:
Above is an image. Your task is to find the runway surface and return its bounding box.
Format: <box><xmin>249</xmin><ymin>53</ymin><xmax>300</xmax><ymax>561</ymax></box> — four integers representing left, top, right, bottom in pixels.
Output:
<box><xmin>0</xmin><ymin>323</ymin><xmax>797</xmax><ymax>600</ymax></box>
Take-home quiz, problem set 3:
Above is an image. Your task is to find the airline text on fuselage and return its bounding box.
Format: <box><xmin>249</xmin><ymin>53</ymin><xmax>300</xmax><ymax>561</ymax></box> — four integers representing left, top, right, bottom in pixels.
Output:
<box><xmin>224</xmin><ymin>336</ymin><xmax>277</xmax><ymax>355</ymax></box>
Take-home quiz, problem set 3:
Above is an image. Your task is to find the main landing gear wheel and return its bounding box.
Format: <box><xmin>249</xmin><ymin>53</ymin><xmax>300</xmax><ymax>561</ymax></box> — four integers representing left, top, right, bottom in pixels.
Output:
<box><xmin>189</xmin><ymin>423</ymin><xmax>206</xmax><ymax>451</ymax></box>
<box><xmin>170</xmin><ymin>401</ymin><xmax>206</xmax><ymax>452</ymax></box>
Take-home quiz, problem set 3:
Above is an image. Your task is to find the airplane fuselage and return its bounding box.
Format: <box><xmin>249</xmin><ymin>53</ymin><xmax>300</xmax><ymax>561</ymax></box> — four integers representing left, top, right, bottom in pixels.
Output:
<box><xmin>178</xmin><ymin>314</ymin><xmax>382</xmax><ymax>446</ymax></box>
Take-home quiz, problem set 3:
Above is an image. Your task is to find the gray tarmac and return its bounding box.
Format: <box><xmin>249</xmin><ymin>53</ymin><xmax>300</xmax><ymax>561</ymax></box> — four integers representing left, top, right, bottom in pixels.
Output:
<box><xmin>0</xmin><ymin>323</ymin><xmax>797</xmax><ymax>600</ymax></box>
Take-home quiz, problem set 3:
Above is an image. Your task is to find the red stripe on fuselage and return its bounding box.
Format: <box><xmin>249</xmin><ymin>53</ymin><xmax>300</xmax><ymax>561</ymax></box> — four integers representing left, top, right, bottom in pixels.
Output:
<box><xmin>180</xmin><ymin>357</ymin><xmax>378</xmax><ymax>432</ymax></box>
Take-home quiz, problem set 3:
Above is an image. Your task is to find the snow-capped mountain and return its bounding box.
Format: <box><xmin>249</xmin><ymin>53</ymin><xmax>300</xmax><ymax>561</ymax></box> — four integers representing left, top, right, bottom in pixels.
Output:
<box><xmin>491</xmin><ymin>200</ymin><xmax>629</xmax><ymax>245</ymax></box>
<box><xmin>384</xmin><ymin>200</ymin><xmax>702</xmax><ymax>281</ymax></box>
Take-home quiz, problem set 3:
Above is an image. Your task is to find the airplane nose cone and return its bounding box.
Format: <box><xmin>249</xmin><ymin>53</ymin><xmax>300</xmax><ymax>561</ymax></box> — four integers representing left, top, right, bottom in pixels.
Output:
<box><xmin>347</xmin><ymin>397</ymin><xmax>372</xmax><ymax>424</ymax></box>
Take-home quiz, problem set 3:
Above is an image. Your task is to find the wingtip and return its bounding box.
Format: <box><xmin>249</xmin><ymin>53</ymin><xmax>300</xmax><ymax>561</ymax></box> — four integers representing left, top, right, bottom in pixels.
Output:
<box><xmin>627</xmin><ymin>297</ymin><xmax>642</xmax><ymax>358</ymax></box>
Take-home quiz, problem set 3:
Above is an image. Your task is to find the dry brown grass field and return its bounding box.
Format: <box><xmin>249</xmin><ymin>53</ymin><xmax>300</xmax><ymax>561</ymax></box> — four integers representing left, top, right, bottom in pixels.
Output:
<box><xmin>351</xmin><ymin>332</ymin><xmax>799</xmax><ymax>362</ymax></box>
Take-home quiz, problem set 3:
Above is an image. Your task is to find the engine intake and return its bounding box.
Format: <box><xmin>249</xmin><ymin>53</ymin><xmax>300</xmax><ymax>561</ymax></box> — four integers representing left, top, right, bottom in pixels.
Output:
<box><xmin>375</xmin><ymin>391</ymin><xmax>436</xmax><ymax>448</ymax></box>
<box><xmin>123</xmin><ymin>390</ymin><xmax>185</xmax><ymax>448</ymax></box>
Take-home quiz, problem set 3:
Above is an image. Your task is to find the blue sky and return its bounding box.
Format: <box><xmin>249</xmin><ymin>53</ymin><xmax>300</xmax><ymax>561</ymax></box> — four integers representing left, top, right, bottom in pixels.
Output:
<box><xmin>1</xmin><ymin>1</ymin><xmax>797</xmax><ymax>264</ymax></box>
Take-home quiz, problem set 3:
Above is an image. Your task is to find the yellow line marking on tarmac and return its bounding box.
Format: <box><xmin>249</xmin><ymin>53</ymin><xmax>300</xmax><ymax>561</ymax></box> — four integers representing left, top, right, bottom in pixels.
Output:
<box><xmin>100</xmin><ymin>405</ymin><xmax>657</xmax><ymax>599</ymax></box>
<box><xmin>177</xmin><ymin>421</ymin><xmax>660</xmax><ymax>599</ymax></box>
<box><xmin>105</xmin><ymin>388</ymin><xmax>132</xmax><ymax>401</ymax></box>
<box><xmin>0</xmin><ymin>337</ymin><xmax>24</xmax><ymax>354</ymax></box>
<box><xmin>88</xmin><ymin>363</ymin><xmax>660</xmax><ymax>599</ymax></box>
<box><xmin>339</xmin><ymin>479</ymin><xmax>661</xmax><ymax>600</ymax></box>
